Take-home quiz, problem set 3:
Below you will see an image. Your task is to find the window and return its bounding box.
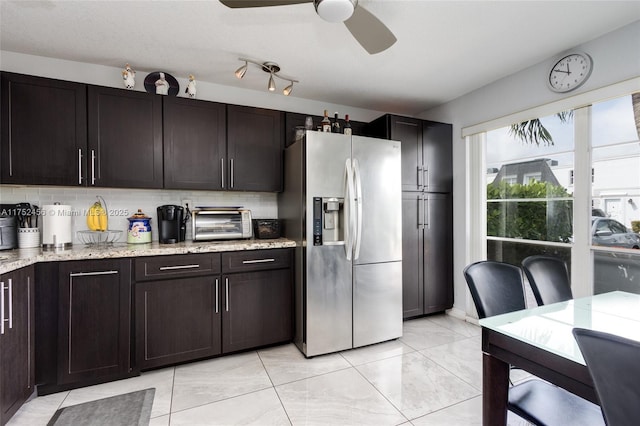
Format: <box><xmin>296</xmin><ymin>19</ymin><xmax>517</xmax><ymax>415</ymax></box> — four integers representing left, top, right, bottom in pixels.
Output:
<box><xmin>485</xmin><ymin>112</ymin><xmax>574</xmax><ymax>272</ymax></box>
<box><xmin>465</xmin><ymin>82</ymin><xmax>640</xmax><ymax>311</ymax></box>
<box><xmin>591</xmin><ymin>94</ymin><xmax>640</xmax><ymax>295</ymax></box>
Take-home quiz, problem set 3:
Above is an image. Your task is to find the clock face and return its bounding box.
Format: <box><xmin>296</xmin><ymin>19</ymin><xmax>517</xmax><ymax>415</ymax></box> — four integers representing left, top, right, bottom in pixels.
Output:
<box><xmin>548</xmin><ymin>52</ymin><xmax>593</xmax><ymax>93</ymax></box>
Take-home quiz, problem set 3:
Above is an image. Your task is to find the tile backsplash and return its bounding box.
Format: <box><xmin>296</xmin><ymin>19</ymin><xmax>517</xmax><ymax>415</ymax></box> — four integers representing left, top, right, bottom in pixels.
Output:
<box><xmin>0</xmin><ymin>185</ymin><xmax>278</xmax><ymax>244</ymax></box>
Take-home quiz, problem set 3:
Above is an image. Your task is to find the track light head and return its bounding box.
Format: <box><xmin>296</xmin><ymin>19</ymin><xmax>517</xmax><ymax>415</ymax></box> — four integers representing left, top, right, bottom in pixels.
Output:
<box><xmin>283</xmin><ymin>82</ymin><xmax>294</xmax><ymax>96</ymax></box>
<box><xmin>268</xmin><ymin>74</ymin><xmax>276</xmax><ymax>92</ymax></box>
<box><xmin>235</xmin><ymin>62</ymin><xmax>248</xmax><ymax>79</ymax></box>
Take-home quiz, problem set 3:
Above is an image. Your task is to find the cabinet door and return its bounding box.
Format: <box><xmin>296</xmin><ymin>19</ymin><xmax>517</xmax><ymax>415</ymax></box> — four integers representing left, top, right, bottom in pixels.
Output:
<box><xmin>423</xmin><ymin>121</ymin><xmax>453</xmax><ymax>193</ymax></box>
<box><xmin>135</xmin><ymin>276</ymin><xmax>221</xmax><ymax>370</ymax></box>
<box><xmin>227</xmin><ymin>105</ymin><xmax>283</xmax><ymax>192</ymax></box>
<box><xmin>57</xmin><ymin>259</ymin><xmax>132</xmax><ymax>385</ymax></box>
<box><xmin>0</xmin><ymin>266</ymin><xmax>34</xmax><ymax>425</ymax></box>
<box><xmin>390</xmin><ymin>116</ymin><xmax>423</xmax><ymax>192</ymax></box>
<box><xmin>222</xmin><ymin>269</ymin><xmax>292</xmax><ymax>353</ymax></box>
<box><xmin>401</xmin><ymin>193</ymin><xmax>424</xmax><ymax>318</ymax></box>
<box><xmin>88</xmin><ymin>86</ymin><xmax>163</xmax><ymax>188</ymax></box>
<box><xmin>1</xmin><ymin>72</ymin><xmax>86</xmax><ymax>186</ymax></box>
<box><xmin>163</xmin><ymin>97</ymin><xmax>226</xmax><ymax>190</ymax></box>
<box><xmin>423</xmin><ymin>193</ymin><xmax>453</xmax><ymax>314</ymax></box>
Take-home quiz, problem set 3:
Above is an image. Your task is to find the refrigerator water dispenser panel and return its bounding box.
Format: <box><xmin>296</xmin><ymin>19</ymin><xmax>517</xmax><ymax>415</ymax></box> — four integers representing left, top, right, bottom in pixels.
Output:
<box><xmin>313</xmin><ymin>196</ymin><xmax>344</xmax><ymax>246</ymax></box>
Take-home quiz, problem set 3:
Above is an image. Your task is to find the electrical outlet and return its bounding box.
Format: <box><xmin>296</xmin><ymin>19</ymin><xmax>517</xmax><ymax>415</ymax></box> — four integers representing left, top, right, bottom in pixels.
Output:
<box><xmin>182</xmin><ymin>199</ymin><xmax>192</xmax><ymax>209</ymax></box>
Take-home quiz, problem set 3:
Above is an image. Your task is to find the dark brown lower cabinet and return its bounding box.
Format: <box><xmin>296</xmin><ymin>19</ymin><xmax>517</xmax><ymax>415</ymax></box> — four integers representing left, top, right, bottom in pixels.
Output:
<box><xmin>402</xmin><ymin>192</ymin><xmax>453</xmax><ymax>318</ymax></box>
<box><xmin>135</xmin><ymin>276</ymin><xmax>222</xmax><ymax>370</ymax></box>
<box><xmin>0</xmin><ymin>266</ymin><xmax>34</xmax><ymax>426</ymax></box>
<box><xmin>222</xmin><ymin>269</ymin><xmax>292</xmax><ymax>353</ymax></box>
<box><xmin>134</xmin><ymin>249</ymin><xmax>293</xmax><ymax>370</ymax></box>
<box><xmin>56</xmin><ymin>259</ymin><xmax>133</xmax><ymax>387</ymax></box>
<box><xmin>36</xmin><ymin>260</ymin><xmax>136</xmax><ymax>395</ymax></box>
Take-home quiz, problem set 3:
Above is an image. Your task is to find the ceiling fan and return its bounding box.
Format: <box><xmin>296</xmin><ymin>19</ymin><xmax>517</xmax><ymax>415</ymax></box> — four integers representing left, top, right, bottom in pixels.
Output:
<box><xmin>219</xmin><ymin>0</ymin><xmax>397</xmax><ymax>54</ymax></box>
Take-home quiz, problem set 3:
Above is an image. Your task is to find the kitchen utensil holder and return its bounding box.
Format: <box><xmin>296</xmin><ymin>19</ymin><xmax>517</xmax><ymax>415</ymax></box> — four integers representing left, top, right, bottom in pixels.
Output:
<box><xmin>18</xmin><ymin>228</ymin><xmax>40</xmax><ymax>249</ymax></box>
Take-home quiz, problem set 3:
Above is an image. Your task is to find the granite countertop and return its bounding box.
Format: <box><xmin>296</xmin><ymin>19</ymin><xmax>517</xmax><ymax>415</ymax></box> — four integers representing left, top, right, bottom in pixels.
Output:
<box><xmin>0</xmin><ymin>238</ymin><xmax>297</xmax><ymax>275</ymax></box>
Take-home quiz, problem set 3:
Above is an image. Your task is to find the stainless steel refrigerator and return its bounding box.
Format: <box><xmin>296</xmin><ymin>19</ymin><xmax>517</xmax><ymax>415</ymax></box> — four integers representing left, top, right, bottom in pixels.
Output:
<box><xmin>279</xmin><ymin>131</ymin><xmax>402</xmax><ymax>357</ymax></box>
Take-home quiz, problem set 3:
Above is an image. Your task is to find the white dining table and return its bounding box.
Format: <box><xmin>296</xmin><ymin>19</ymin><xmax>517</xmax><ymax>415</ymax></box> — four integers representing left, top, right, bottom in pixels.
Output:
<box><xmin>479</xmin><ymin>290</ymin><xmax>640</xmax><ymax>426</ymax></box>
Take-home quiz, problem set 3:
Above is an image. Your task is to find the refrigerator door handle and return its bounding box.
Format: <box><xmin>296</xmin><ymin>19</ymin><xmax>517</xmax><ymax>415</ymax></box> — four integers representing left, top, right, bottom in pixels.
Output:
<box><xmin>344</xmin><ymin>159</ymin><xmax>355</xmax><ymax>260</ymax></box>
<box><xmin>353</xmin><ymin>158</ymin><xmax>363</xmax><ymax>260</ymax></box>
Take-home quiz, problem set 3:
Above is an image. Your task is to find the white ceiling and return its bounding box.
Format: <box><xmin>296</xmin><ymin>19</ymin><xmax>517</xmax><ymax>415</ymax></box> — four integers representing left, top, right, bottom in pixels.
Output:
<box><xmin>2</xmin><ymin>1</ymin><xmax>640</xmax><ymax>116</ymax></box>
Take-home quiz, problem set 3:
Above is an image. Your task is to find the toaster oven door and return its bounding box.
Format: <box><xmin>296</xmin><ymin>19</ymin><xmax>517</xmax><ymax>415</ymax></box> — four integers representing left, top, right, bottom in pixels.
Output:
<box><xmin>193</xmin><ymin>212</ymin><xmax>244</xmax><ymax>240</ymax></box>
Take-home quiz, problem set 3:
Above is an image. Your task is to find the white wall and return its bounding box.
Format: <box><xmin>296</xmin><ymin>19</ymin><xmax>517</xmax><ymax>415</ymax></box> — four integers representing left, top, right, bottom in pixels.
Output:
<box><xmin>419</xmin><ymin>21</ymin><xmax>640</xmax><ymax>316</ymax></box>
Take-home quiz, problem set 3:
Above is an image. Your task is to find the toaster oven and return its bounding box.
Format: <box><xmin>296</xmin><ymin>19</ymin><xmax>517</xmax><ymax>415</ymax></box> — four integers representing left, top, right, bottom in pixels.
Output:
<box><xmin>191</xmin><ymin>207</ymin><xmax>252</xmax><ymax>241</ymax></box>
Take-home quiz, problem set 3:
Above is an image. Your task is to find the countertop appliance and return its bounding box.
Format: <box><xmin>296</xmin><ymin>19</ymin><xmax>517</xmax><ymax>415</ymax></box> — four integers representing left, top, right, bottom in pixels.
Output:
<box><xmin>157</xmin><ymin>205</ymin><xmax>186</xmax><ymax>244</ymax></box>
<box><xmin>191</xmin><ymin>207</ymin><xmax>252</xmax><ymax>241</ymax></box>
<box><xmin>0</xmin><ymin>215</ymin><xmax>17</xmax><ymax>250</ymax></box>
<box><xmin>278</xmin><ymin>131</ymin><xmax>402</xmax><ymax>357</ymax></box>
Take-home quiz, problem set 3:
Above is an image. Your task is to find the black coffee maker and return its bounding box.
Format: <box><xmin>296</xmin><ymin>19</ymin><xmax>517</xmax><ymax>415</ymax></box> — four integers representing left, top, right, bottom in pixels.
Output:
<box><xmin>157</xmin><ymin>205</ymin><xmax>187</xmax><ymax>244</ymax></box>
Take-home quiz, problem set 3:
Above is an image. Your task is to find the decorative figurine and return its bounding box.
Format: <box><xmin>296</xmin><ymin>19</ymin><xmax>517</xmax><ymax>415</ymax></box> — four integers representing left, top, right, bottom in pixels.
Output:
<box><xmin>122</xmin><ymin>63</ymin><xmax>136</xmax><ymax>89</ymax></box>
<box><xmin>155</xmin><ymin>72</ymin><xmax>169</xmax><ymax>95</ymax></box>
<box><xmin>185</xmin><ymin>74</ymin><xmax>197</xmax><ymax>99</ymax></box>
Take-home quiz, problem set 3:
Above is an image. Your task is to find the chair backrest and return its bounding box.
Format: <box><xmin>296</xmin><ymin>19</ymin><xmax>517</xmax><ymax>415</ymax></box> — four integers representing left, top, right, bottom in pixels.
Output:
<box><xmin>463</xmin><ymin>260</ymin><xmax>526</xmax><ymax>319</ymax></box>
<box><xmin>573</xmin><ymin>328</ymin><xmax>640</xmax><ymax>426</ymax></box>
<box><xmin>522</xmin><ymin>255</ymin><xmax>573</xmax><ymax>306</ymax></box>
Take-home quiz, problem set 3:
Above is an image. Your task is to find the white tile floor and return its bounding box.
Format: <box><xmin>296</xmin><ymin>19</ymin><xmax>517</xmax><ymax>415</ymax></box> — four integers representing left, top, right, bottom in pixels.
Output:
<box><xmin>9</xmin><ymin>314</ymin><xmax>531</xmax><ymax>425</ymax></box>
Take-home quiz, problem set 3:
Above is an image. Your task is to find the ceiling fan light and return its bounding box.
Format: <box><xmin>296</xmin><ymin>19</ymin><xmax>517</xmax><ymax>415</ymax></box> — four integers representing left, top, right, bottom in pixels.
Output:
<box><xmin>235</xmin><ymin>62</ymin><xmax>248</xmax><ymax>79</ymax></box>
<box><xmin>283</xmin><ymin>82</ymin><xmax>293</xmax><ymax>96</ymax></box>
<box><xmin>268</xmin><ymin>74</ymin><xmax>276</xmax><ymax>91</ymax></box>
<box><xmin>315</xmin><ymin>0</ymin><xmax>355</xmax><ymax>23</ymax></box>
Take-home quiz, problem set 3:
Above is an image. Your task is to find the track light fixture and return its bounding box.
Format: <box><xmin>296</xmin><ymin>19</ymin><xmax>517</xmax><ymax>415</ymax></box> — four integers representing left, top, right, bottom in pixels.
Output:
<box><xmin>234</xmin><ymin>57</ymin><xmax>299</xmax><ymax>96</ymax></box>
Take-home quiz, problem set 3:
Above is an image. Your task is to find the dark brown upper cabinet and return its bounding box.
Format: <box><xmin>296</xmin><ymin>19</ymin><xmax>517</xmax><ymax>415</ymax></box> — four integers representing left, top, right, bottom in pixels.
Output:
<box><xmin>1</xmin><ymin>72</ymin><xmax>87</xmax><ymax>186</ymax></box>
<box><xmin>367</xmin><ymin>114</ymin><xmax>452</xmax><ymax>193</ymax></box>
<box><xmin>88</xmin><ymin>86</ymin><xmax>163</xmax><ymax>188</ymax></box>
<box><xmin>163</xmin><ymin>97</ymin><xmax>226</xmax><ymax>190</ymax></box>
<box><xmin>227</xmin><ymin>105</ymin><xmax>284</xmax><ymax>192</ymax></box>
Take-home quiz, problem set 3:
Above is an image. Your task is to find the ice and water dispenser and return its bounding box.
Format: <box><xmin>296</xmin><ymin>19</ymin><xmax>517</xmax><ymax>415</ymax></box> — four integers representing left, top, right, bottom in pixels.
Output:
<box><xmin>312</xmin><ymin>197</ymin><xmax>344</xmax><ymax>245</ymax></box>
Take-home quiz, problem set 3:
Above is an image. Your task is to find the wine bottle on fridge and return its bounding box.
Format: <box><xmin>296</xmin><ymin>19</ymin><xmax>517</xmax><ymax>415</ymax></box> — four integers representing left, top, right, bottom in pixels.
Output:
<box><xmin>321</xmin><ymin>110</ymin><xmax>331</xmax><ymax>132</ymax></box>
<box><xmin>331</xmin><ymin>112</ymin><xmax>340</xmax><ymax>133</ymax></box>
<box><xmin>343</xmin><ymin>114</ymin><xmax>352</xmax><ymax>136</ymax></box>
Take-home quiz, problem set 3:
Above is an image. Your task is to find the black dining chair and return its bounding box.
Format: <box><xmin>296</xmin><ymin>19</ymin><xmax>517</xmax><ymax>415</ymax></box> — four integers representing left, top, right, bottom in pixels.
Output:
<box><xmin>573</xmin><ymin>328</ymin><xmax>640</xmax><ymax>426</ymax></box>
<box><xmin>464</xmin><ymin>260</ymin><xmax>604</xmax><ymax>426</ymax></box>
<box><xmin>522</xmin><ymin>255</ymin><xmax>573</xmax><ymax>306</ymax></box>
<box><xmin>463</xmin><ymin>260</ymin><xmax>526</xmax><ymax>318</ymax></box>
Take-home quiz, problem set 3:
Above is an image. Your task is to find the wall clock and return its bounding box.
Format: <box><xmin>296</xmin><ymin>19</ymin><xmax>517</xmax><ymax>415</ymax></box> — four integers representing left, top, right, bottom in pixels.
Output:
<box><xmin>547</xmin><ymin>51</ymin><xmax>593</xmax><ymax>93</ymax></box>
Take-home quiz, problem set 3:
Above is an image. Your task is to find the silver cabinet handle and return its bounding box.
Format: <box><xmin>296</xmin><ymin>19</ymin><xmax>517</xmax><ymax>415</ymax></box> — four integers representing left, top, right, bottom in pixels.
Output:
<box><xmin>221</xmin><ymin>158</ymin><xmax>225</xmax><ymax>189</ymax></box>
<box><xmin>242</xmin><ymin>258</ymin><xmax>275</xmax><ymax>264</ymax></box>
<box><xmin>424</xmin><ymin>166</ymin><xmax>429</xmax><ymax>191</ymax></box>
<box><xmin>425</xmin><ymin>195</ymin><xmax>431</xmax><ymax>229</ymax></box>
<box><xmin>91</xmin><ymin>149</ymin><xmax>96</xmax><ymax>185</ymax></box>
<box><xmin>69</xmin><ymin>270</ymin><xmax>118</xmax><ymax>277</ymax></box>
<box><xmin>215</xmin><ymin>278</ymin><xmax>219</xmax><ymax>314</ymax></box>
<box><xmin>78</xmin><ymin>148</ymin><xmax>83</xmax><ymax>185</ymax></box>
<box><xmin>225</xmin><ymin>278</ymin><xmax>229</xmax><ymax>312</ymax></box>
<box><xmin>417</xmin><ymin>195</ymin><xmax>424</xmax><ymax>229</ymax></box>
<box><xmin>158</xmin><ymin>264</ymin><xmax>200</xmax><ymax>271</ymax></box>
<box><xmin>230</xmin><ymin>158</ymin><xmax>235</xmax><ymax>189</ymax></box>
<box><xmin>1</xmin><ymin>281</ymin><xmax>5</xmax><ymax>335</ymax></box>
<box><xmin>7</xmin><ymin>278</ymin><xmax>12</xmax><ymax>330</ymax></box>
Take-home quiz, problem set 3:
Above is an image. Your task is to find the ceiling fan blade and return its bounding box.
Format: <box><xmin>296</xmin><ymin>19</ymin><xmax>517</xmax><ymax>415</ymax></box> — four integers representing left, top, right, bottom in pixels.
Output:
<box><xmin>220</xmin><ymin>0</ymin><xmax>311</xmax><ymax>8</ymax></box>
<box><xmin>344</xmin><ymin>4</ymin><xmax>397</xmax><ymax>54</ymax></box>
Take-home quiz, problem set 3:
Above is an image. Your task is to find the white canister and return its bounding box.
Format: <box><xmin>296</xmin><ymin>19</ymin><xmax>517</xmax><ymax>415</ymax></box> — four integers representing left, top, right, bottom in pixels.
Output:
<box><xmin>17</xmin><ymin>228</ymin><xmax>40</xmax><ymax>249</ymax></box>
<box><xmin>42</xmin><ymin>203</ymin><xmax>73</xmax><ymax>249</ymax></box>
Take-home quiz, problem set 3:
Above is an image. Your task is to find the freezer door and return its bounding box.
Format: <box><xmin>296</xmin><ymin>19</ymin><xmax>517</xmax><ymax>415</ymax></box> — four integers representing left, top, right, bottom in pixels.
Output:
<box><xmin>304</xmin><ymin>132</ymin><xmax>353</xmax><ymax>356</ymax></box>
<box><xmin>353</xmin><ymin>261</ymin><xmax>403</xmax><ymax>347</ymax></box>
<box><xmin>352</xmin><ymin>136</ymin><xmax>402</xmax><ymax>265</ymax></box>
